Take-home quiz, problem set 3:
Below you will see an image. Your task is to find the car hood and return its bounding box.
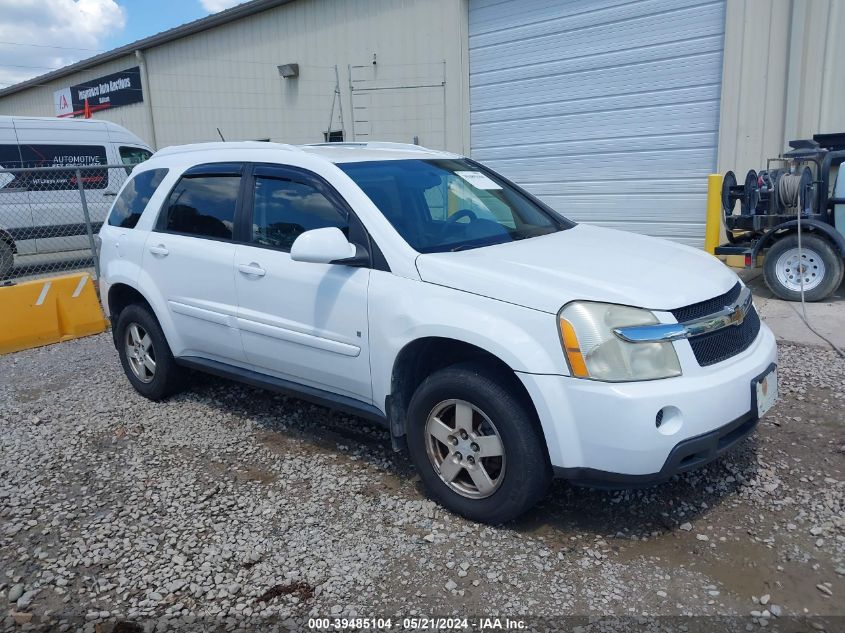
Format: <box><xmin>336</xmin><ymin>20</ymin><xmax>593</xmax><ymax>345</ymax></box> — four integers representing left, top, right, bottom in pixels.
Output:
<box><xmin>415</xmin><ymin>224</ymin><xmax>738</xmax><ymax>314</ymax></box>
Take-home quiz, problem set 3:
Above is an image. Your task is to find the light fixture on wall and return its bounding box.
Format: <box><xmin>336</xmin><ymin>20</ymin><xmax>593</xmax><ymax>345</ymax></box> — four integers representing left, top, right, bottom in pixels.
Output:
<box><xmin>277</xmin><ymin>63</ymin><xmax>299</xmax><ymax>78</ymax></box>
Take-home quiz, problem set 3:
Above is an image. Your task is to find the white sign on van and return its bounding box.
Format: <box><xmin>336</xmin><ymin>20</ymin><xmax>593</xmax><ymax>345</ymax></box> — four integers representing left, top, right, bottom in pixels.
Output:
<box><xmin>54</xmin><ymin>87</ymin><xmax>73</xmax><ymax>118</ymax></box>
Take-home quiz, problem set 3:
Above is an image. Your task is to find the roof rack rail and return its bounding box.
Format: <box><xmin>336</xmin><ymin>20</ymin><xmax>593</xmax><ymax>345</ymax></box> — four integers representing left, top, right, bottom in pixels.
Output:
<box><xmin>303</xmin><ymin>141</ymin><xmax>426</xmax><ymax>151</ymax></box>
<box><xmin>155</xmin><ymin>141</ymin><xmax>302</xmax><ymax>156</ymax></box>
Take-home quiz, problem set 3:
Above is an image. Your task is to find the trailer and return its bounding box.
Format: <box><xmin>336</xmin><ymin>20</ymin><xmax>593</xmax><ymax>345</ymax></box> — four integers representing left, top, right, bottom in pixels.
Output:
<box><xmin>715</xmin><ymin>133</ymin><xmax>845</xmax><ymax>302</ymax></box>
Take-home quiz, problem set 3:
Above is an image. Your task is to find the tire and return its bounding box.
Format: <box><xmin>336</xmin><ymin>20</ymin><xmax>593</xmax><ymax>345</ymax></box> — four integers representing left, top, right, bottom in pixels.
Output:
<box><xmin>406</xmin><ymin>362</ymin><xmax>551</xmax><ymax>524</ymax></box>
<box><xmin>763</xmin><ymin>233</ymin><xmax>844</xmax><ymax>302</ymax></box>
<box><xmin>115</xmin><ymin>303</ymin><xmax>185</xmax><ymax>400</ymax></box>
<box><xmin>0</xmin><ymin>240</ymin><xmax>13</xmax><ymax>280</ymax></box>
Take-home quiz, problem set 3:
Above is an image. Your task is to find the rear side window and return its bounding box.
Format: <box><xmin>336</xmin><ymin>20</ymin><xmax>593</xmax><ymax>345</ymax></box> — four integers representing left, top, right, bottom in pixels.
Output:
<box><xmin>108</xmin><ymin>168</ymin><xmax>168</xmax><ymax>229</ymax></box>
<box><xmin>251</xmin><ymin>176</ymin><xmax>348</xmax><ymax>251</ymax></box>
<box><xmin>159</xmin><ymin>175</ymin><xmax>241</xmax><ymax>240</ymax></box>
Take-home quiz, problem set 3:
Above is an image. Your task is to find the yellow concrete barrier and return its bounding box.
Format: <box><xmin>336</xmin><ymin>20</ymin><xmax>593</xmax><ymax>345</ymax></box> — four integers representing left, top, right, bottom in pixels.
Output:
<box><xmin>0</xmin><ymin>273</ymin><xmax>108</xmax><ymax>355</ymax></box>
<box><xmin>704</xmin><ymin>173</ymin><xmax>723</xmax><ymax>255</ymax></box>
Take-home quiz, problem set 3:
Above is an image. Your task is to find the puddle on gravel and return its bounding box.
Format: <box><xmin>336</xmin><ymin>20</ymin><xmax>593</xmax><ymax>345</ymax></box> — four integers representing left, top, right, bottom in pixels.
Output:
<box><xmin>15</xmin><ymin>377</ymin><xmax>71</xmax><ymax>402</ymax></box>
<box><xmin>234</xmin><ymin>465</ymin><xmax>277</xmax><ymax>485</ymax></box>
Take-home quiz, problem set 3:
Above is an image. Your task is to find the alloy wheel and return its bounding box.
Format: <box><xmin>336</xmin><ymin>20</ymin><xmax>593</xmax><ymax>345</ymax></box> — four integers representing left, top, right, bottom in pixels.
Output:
<box><xmin>125</xmin><ymin>322</ymin><xmax>156</xmax><ymax>383</ymax></box>
<box><xmin>424</xmin><ymin>399</ymin><xmax>506</xmax><ymax>499</ymax></box>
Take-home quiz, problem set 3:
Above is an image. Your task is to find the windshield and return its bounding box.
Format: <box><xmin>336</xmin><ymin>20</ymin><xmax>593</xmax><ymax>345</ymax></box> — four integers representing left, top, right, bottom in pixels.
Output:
<box><xmin>338</xmin><ymin>159</ymin><xmax>571</xmax><ymax>253</ymax></box>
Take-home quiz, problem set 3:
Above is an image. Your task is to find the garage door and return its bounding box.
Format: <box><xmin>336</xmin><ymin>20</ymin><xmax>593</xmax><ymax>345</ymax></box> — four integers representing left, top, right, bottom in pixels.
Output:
<box><xmin>469</xmin><ymin>0</ymin><xmax>726</xmax><ymax>247</ymax></box>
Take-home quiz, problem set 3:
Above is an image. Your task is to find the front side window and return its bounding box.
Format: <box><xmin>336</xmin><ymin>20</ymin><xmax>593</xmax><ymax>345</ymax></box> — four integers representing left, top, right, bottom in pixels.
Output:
<box><xmin>251</xmin><ymin>176</ymin><xmax>347</xmax><ymax>251</ymax></box>
<box><xmin>108</xmin><ymin>168</ymin><xmax>168</xmax><ymax>229</ymax></box>
<box><xmin>338</xmin><ymin>159</ymin><xmax>568</xmax><ymax>253</ymax></box>
<box><xmin>120</xmin><ymin>146</ymin><xmax>153</xmax><ymax>169</ymax></box>
<box><xmin>160</xmin><ymin>175</ymin><xmax>240</xmax><ymax>240</ymax></box>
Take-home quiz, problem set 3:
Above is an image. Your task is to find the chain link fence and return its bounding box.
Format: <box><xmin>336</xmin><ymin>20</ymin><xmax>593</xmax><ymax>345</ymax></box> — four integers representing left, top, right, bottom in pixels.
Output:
<box><xmin>0</xmin><ymin>165</ymin><xmax>129</xmax><ymax>284</ymax></box>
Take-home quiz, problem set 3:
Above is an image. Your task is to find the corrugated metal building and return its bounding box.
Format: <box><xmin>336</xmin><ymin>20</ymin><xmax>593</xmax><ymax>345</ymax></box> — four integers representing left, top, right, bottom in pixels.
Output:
<box><xmin>1</xmin><ymin>0</ymin><xmax>843</xmax><ymax>247</ymax></box>
<box><xmin>0</xmin><ymin>0</ymin><xmax>471</xmax><ymax>153</ymax></box>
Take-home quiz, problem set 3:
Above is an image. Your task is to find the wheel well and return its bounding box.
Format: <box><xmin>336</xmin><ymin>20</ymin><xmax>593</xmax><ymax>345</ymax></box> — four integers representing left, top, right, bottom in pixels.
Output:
<box><xmin>108</xmin><ymin>283</ymin><xmax>152</xmax><ymax>326</ymax></box>
<box><xmin>388</xmin><ymin>337</ymin><xmax>546</xmax><ymax>448</ymax></box>
<box><xmin>756</xmin><ymin>224</ymin><xmax>845</xmax><ymax>259</ymax></box>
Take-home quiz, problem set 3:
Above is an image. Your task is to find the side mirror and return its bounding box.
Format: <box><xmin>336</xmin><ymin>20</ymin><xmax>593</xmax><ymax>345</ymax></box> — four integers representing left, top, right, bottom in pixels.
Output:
<box><xmin>290</xmin><ymin>227</ymin><xmax>368</xmax><ymax>266</ymax></box>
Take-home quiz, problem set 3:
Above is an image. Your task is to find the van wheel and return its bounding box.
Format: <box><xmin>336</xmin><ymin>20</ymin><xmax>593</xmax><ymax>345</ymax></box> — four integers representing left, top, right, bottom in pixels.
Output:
<box><xmin>0</xmin><ymin>241</ymin><xmax>13</xmax><ymax>280</ymax></box>
<box><xmin>116</xmin><ymin>304</ymin><xmax>184</xmax><ymax>400</ymax></box>
<box><xmin>406</xmin><ymin>362</ymin><xmax>551</xmax><ymax>524</ymax></box>
<box><xmin>763</xmin><ymin>234</ymin><xmax>843</xmax><ymax>301</ymax></box>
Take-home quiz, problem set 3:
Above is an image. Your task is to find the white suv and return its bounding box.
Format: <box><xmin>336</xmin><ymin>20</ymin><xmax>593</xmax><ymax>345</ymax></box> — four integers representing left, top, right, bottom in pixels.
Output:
<box><xmin>99</xmin><ymin>141</ymin><xmax>778</xmax><ymax>523</ymax></box>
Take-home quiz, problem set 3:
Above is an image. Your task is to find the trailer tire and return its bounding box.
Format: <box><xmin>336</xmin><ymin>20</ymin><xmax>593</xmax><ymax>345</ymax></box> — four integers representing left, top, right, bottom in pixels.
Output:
<box><xmin>763</xmin><ymin>233</ymin><xmax>843</xmax><ymax>302</ymax></box>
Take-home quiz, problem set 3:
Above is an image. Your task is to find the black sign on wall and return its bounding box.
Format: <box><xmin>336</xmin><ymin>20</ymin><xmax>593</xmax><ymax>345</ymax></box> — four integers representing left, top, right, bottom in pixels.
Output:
<box><xmin>54</xmin><ymin>66</ymin><xmax>143</xmax><ymax>118</ymax></box>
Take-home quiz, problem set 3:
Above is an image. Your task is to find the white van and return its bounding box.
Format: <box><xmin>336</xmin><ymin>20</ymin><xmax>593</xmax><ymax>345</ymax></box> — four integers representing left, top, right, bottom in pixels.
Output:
<box><xmin>0</xmin><ymin>115</ymin><xmax>152</xmax><ymax>278</ymax></box>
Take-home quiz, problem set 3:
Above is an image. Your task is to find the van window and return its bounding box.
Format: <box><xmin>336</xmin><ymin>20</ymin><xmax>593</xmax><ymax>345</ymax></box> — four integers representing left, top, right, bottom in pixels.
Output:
<box><xmin>0</xmin><ymin>144</ymin><xmax>23</xmax><ymax>170</ymax></box>
<box><xmin>120</xmin><ymin>146</ymin><xmax>153</xmax><ymax>168</ymax></box>
<box><xmin>8</xmin><ymin>144</ymin><xmax>108</xmax><ymax>191</ymax></box>
<box><xmin>250</xmin><ymin>176</ymin><xmax>348</xmax><ymax>251</ymax></box>
<box><xmin>108</xmin><ymin>168</ymin><xmax>168</xmax><ymax>229</ymax></box>
<box><xmin>159</xmin><ymin>175</ymin><xmax>240</xmax><ymax>240</ymax></box>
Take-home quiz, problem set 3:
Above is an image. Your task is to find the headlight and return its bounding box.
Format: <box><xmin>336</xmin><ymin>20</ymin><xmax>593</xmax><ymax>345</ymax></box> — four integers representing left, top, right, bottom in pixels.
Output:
<box><xmin>558</xmin><ymin>302</ymin><xmax>681</xmax><ymax>381</ymax></box>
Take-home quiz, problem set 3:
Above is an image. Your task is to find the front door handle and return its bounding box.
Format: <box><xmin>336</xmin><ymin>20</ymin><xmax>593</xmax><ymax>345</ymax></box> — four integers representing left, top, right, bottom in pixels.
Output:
<box><xmin>103</xmin><ymin>191</ymin><xmax>117</xmax><ymax>197</ymax></box>
<box><xmin>238</xmin><ymin>263</ymin><xmax>266</xmax><ymax>277</ymax></box>
<box><xmin>148</xmin><ymin>244</ymin><xmax>169</xmax><ymax>257</ymax></box>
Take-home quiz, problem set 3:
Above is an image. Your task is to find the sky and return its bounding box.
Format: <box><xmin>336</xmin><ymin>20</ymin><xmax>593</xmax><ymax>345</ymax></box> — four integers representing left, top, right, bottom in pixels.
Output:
<box><xmin>0</xmin><ymin>0</ymin><xmax>250</xmax><ymax>89</ymax></box>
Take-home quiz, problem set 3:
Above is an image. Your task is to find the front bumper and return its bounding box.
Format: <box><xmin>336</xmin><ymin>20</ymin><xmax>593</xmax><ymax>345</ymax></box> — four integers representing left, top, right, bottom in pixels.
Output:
<box><xmin>517</xmin><ymin>321</ymin><xmax>777</xmax><ymax>481</ymax></box>
<box><xmin>553</xmin><ymin>409</ymin><xmax>758</xmax><ymax>488</ymax></box>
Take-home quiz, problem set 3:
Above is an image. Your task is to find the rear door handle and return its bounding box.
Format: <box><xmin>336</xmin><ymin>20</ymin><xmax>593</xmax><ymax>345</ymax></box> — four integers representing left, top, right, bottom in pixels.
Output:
<box><xmin>238</xmin><ymin>263</ymin><xmax>266</xmax><ymax>277</ymax></box>
<box><xmin>148</xmin><ymin>244</ymin><xmax>169</xmax><ymax>257</ymax></box>
<box><xmin>103</xmin><ymin>191</ymin><xmax>117</xmax><ymax>197</ymax></box>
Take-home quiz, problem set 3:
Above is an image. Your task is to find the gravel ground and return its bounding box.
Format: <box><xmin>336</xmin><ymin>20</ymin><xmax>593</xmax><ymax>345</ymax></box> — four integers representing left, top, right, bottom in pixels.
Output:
<box><xmin>1</xmin><ymin>334</ymin><xmax>843</xmax><ymax>632</ymax></box>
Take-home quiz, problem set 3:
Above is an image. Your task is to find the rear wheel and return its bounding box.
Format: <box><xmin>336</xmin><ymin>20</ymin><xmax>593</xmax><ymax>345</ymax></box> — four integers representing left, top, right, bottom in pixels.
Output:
<box><xmin>0</xmin><ymin>241</ymin><xmax>13</xmax><ymax>280</ymax></box>
<box><xmin>406</xmin><ymin>362</ymin><xmax>551</xmax><ymax>524</ymax></box>
<box><xmin>763</xmin><ymin>233</ymin><xmax>843</xmax><ymax>301</ymax></box>
<box><xmin>116</xmin><ymin>304</ymin><xmax>184</xmax><ymax>400</ymax></box>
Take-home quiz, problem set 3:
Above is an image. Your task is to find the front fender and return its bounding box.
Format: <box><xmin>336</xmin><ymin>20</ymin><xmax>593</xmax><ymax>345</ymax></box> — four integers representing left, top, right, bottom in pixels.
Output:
<box><xmin>368</xmin><ymin>273</ymin><xmax>566</xmax><ymax>411</ymax></box>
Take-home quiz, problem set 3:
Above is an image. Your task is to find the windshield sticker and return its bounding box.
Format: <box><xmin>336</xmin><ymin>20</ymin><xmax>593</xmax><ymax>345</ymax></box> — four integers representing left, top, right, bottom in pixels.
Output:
<box><xmin>455</xmin><ymin>171</ymin><xmax>502</xmax><ymax>190</ymax></box>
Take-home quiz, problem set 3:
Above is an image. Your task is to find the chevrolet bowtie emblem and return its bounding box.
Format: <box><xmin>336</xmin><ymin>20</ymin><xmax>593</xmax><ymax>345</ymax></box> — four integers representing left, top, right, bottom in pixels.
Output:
<box><xmin>727</xmin><ymin>303</ymin><xmax>746</xmax><ymax>325</ymax></box>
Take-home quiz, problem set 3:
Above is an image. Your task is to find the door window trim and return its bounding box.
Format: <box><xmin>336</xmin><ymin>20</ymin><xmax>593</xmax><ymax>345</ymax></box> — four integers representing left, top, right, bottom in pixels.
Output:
<box><xmin>150</xmin><ymin>160</ymin><xmax>390</xmax><ymax>271</ymax></box>
<box><xmin>152</xmin><ymin>162</ymin><xmax>247</xmax><ymax>244</ymax></box>
<box><xmin>240</xmin><ymin>163</ymin><xmax>387</xmax><ymax>270</ymax></box>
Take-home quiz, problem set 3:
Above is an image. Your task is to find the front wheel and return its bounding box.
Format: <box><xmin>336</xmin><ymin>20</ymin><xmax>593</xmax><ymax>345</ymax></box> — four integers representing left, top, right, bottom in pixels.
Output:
<box><xmin>406</xmin><ymin>362</ymin><xmax>551</xmax><ymax>524</ymax></box>
<box><xmin>763</xmin><ymin>233</ymin><xmax>843</xmax><ymax>302</ymax></box>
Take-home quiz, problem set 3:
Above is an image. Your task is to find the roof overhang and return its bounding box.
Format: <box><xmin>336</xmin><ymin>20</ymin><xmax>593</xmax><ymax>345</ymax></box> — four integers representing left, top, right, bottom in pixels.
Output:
<box><xmin>0</xmin><ymin>0</ymin><xmax>295</xmax><ymax>98</ymax></box>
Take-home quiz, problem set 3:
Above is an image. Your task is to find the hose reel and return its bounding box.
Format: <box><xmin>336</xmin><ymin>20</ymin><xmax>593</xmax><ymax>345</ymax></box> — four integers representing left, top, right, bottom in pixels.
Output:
<box><xmin>721</xmin><ymin>169</ymin><xmax>760</xmax><ymax>217</ymax></box>
<box><xmin>777</xmin><ymin>166</ymin><xmax>814</xmax><ymax>215</ymax></box>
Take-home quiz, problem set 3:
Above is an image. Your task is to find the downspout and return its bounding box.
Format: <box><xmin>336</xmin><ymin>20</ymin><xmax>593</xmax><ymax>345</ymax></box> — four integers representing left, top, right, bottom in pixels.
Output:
<box><xmin>135</xmin><ymin>49</ymin><xmax>158</xmax><ymax>150</ymax></box>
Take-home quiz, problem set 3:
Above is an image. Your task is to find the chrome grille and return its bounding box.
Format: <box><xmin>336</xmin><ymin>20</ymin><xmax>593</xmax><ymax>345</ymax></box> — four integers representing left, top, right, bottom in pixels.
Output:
<box><xmin>670</xmin><ymin>283</ymin><xmax>761</xmax><ymax>366</ymax></box>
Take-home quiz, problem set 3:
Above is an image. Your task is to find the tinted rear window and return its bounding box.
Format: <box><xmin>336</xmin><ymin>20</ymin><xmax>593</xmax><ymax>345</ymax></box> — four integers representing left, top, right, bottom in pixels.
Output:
<box><xmin>108</xmin><ymin>168</ymin><xmax>169</xmax><ymax>229</ymax></box>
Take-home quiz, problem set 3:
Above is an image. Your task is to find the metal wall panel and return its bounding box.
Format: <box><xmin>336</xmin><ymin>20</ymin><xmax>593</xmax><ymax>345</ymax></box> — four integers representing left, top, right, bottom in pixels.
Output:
<box><xmin>717</xmin><ymin>0</ymin><xmax>845</xmax><ymax>176</ymax></box>
<box><xmin>469</xmin><ymin>0</ymin><xmax>727</xmax><ymax>247</ymax></box>
<box><xmin>0</xmin><ymin>0</ymin><xmax>471</xmax><ymax>154</ymax></box>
